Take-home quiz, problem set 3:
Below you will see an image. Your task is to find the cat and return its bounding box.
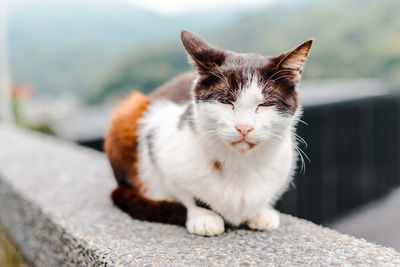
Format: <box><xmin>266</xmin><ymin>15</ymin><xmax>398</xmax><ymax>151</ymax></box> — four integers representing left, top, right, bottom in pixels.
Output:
<box><xmin>105</xmin><ymin>30</ymin><xmax>313</xmax><ymax>236</ymax></box>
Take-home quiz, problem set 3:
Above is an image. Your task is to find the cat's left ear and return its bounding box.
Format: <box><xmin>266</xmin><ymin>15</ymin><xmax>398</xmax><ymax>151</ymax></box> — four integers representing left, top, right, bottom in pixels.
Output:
<box><xmin>276</xmin><ymin>38</ymin><xmax>314</xmax><ymax>73</ymax></box>
<box><xmin>181</xmin><ymin>30</ymin><xmax>226</xmax><ymax>73</ymax></box>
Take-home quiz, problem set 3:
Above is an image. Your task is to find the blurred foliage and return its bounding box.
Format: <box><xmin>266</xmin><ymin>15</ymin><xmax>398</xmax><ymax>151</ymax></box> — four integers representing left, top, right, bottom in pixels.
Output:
<box><xmin>0</xmin><ymin>226</ymin><xmax>29</xmax><ymax>267</ymax></box>
<box><xmin>91</xmin><ymin>0</ymin><xmax>400</xmax><ymax>103</ymax></box>
<box><xmin>12</xmin><ymin>99</ymin><xmax>55</xmax><ymax>135</ymax></box>
<box><xmin>24</xmin><ymin>123</ymin><xmax>55</xmax><ymax>136</ymax></box>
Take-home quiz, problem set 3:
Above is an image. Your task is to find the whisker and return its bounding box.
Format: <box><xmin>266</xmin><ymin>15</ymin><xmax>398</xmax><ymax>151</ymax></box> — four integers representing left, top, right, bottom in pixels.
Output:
<box><xmin>207</xmin><ymin>69</ymin><xmax>232</xmax><ymax>92</ymax></box>
<box><xmin>299</xmin><ymin>119</ymin><xmax>308</xmax><ymax>126</ymax></box>
<box><xmin>264</xmin><ymin>75</ymin><xmax>291</xmax><ymax>91</ymax></box>
<box><xmin>294</xmin><ymin>133</ymin><xmax>308</xmax><ymax>148</ymax></box>
<box><xmin>295</xmin><ymin>145</ymin><xmax>310</xmax><ymax>174</ymax></box>
<box><xmin>296</xmin><ymin>147</ymin><xmax>306</xmax><ymax>174</ymax></box>
<box><xmin>297</xmin><ymin>146</ymin><xmax>310</xmax><ymax>163</ymax></box>
<box><xmin>264</xmin><ymin>69</ymin><xmax>293</xmax><ymax>86</ymax></box>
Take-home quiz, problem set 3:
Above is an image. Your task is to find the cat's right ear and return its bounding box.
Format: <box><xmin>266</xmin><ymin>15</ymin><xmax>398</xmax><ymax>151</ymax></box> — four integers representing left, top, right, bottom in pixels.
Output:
<box><xmin>181</xmin><ymin>30</ymin><xmax>226</xmax><ymax>73</ymax></box>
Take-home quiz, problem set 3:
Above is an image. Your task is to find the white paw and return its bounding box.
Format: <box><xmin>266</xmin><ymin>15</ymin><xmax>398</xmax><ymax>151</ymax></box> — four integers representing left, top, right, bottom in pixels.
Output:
<box><xmin>246</xmin><ymin>208</ymin><xmax>280</xmax><ymax>231</ymax></box>
<box><xmin>186</xmin><ymin>212</ymin><xmax>225</xmax><ymax>236</ymax></box>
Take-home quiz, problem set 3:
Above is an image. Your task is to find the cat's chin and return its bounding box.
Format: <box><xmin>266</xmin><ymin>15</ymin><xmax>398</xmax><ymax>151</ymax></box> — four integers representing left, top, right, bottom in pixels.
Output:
<box><xmin>231</xmin><ymin>140</ymin><xmax>257</xmax><ymax>153</ymax></box>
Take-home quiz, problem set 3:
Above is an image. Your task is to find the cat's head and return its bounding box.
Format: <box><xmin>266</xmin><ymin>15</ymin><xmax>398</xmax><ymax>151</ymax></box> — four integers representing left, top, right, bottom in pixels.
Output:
<box><xmin>181</xmin><ymin>30</ymin><xmax>313</xmax><ymax>153</ymax></box>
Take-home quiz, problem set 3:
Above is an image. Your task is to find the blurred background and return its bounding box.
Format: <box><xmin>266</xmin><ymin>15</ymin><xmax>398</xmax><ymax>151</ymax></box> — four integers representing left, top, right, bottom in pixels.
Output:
<box><xmin>0</xmin><ymin>0</ymin><xmax>399</xmax><ymax>253</ymax></box>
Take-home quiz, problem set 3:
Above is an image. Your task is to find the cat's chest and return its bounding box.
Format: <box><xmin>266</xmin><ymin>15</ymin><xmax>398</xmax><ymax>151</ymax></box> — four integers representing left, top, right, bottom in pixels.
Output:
<box><xmin>192</xmin><ymin>159</ymin><xmax>282</xmax><ymax>202</ymax></box>
<box><xmin>179</xmin><ymin>146</ymin><xmax>293</xmax><ymax>220</ymax></box>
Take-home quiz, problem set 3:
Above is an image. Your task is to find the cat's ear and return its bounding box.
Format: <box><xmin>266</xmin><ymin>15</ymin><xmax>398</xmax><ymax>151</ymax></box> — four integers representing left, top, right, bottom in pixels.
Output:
<box><xmin>181</xmin><ymin>30</ymin><xmax>226</xmax><ymax>72</ymax></box>
<box><xmin>276</xmin><ymin>38</ymin><xmax>314</xmax><ymax>73</ymax></box>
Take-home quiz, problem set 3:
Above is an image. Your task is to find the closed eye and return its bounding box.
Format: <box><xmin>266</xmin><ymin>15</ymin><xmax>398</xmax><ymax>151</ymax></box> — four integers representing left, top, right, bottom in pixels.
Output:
<box><xmin>218</xmin><ymin>100</ymin><xmax>234</xmax><ymax>110</ymax></box>
<box><xmin>256</xmin><ymin>102</ymin><xmax>274</xmax><ymax>112</ymax></box>
<box><xmin>258</xmin><ymin>102</ymin><xmax>274</xmax><ymax>107</ymax></box>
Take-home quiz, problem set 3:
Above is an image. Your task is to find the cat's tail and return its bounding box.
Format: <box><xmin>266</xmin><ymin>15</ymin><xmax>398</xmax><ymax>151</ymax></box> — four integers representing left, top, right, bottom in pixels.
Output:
<box><xmin>111</xmin><ymin>186</ymin><xmax>187</xmax><ymax>225</ymax></box>
<box><xmin>105</xmin><ymin>91</ymin><xmax>187</xmax><ymax>225</ymax></box>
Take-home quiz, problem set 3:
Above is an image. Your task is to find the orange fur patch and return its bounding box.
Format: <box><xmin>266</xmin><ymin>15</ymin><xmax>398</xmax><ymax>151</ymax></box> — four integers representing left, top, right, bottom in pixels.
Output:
<box><xmin>105</xmin><ymin>91</ymin><xmax>149</xmax><ymax>190</ymax></box>
<box><xmin>105</xmin><ymin>91</ymin><xmax>187</xmax><ymax>224</ymax></box>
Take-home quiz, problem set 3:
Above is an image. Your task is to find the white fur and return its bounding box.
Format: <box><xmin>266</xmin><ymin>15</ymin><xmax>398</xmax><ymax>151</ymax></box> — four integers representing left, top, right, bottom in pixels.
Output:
<box><xmin>246</xmin><ymin>207</ymin><xmax>280</xmax><ymax>230</ymax></box>
<box><xmin>137</xmin><ymin>78</ymin><xmax>300</xmax><ymax>236</ymax></box>
<box><xmin>186</xmin><ymin>207</ymin><xmax>225</xmax><ymax>236</ymax></box>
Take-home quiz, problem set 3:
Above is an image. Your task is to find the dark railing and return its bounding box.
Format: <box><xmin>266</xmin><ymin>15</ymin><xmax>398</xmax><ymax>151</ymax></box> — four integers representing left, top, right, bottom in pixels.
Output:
<box><xmin>78</xmin><ymin>93</ymin><xmax>400</xmax><ymax>225</ymax></box>
<box><xmin>278</xmin><ymin>93</ymin><xmax>400</xmax><ymax>224</ymax></box>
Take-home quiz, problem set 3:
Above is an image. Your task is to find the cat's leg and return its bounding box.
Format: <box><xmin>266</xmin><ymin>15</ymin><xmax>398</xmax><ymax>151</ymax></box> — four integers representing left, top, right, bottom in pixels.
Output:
<box><xmin>186</xmin><ymin>206</ymin><xmax>225</xmax><ymax>236</ymax></box>
<box><xmin>174</xmin><ymin>192</ymin><xmax>224</xmax><ymax>236</ymax></box>
<box><xmin>246</xmin><ymin>206</ymin><xmax>280</xmax><ymax>231</ymax></box>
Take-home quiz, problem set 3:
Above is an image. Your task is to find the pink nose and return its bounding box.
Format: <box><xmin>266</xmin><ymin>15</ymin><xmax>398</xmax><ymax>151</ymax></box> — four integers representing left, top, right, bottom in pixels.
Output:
<box><xmin>235</xmin><ymin>124</ymin><xmax>254</xmax><ymax>136</ymax></box>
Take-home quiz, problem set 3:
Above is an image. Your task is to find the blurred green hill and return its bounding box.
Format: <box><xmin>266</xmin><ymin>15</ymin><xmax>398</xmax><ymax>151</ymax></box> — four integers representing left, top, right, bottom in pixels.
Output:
<box><xmin>92</xmin><ymin>0</ymin><xmax>400</xmax><ymax>104</ymax></box>
<box><xmin>7</xmin><ymin>0</ymin><xmax>236</xmax><ymax>99</ymax></box>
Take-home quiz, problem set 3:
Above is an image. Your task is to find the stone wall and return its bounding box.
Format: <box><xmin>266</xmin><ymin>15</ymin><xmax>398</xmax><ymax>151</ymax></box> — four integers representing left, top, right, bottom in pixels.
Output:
<box><xmin>0</xmin><ymin>125</ymin><xmax>399</xmax><ymax>266</ymax></box>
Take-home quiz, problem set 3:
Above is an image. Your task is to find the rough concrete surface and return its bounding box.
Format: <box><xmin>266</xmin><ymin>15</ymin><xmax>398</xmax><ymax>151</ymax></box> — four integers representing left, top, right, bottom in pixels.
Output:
<box><xmin>0</xmin><ymin>125</ymin><xmax>399</xmax><ymax>266</ymax></box>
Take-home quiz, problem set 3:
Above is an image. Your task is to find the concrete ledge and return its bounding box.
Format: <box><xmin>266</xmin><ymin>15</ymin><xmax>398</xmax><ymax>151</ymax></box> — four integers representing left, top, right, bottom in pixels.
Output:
<box><xmin>0</xmin><ymin>125</ymin><xmax>399</xmax><ymax>266</ymax></box>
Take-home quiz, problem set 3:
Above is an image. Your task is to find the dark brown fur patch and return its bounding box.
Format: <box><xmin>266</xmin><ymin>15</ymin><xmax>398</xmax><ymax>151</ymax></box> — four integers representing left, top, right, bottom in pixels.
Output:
<box><xmin>258</xmin><ymin>67</ymin><xmax>300</xmax><ymax>114</ymax></box>
<box><xmin>213</xmin><ymin>160</ymin><xmax>223</xmax><ymax>173</ymax></box>
<box><xmin>112</xmin><ymin>186</ymin><xmax>187</xmax><ymax>225</ymax></box>
<box><xmin>194</xmin><ymin>197</ymin><xmax>212</xmax><ymax>210</ymax></box>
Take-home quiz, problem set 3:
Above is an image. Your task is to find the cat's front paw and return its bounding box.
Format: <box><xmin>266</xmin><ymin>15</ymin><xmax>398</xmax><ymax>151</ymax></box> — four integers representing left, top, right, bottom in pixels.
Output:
<box><xmin>246</xmin><ymin>208</ymin><xmax>280</xmax><ymax>231</ymax></box>
<box><xmin>186</xmin><ymin>211</ymin><xmax>225</xmax><ymax>236</ymax></box>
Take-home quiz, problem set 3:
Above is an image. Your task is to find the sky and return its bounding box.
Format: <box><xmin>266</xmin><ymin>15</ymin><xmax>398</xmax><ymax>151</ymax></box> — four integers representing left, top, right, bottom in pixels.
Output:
<box><xmin>129</xmin><ymin>0</ymin><xmax>277</xmax><ymax>15</ymax></box>
<box><xmin>6</xmin><ymin>0</ymin><xmax>278</xmax><ymax>16</ymax></box>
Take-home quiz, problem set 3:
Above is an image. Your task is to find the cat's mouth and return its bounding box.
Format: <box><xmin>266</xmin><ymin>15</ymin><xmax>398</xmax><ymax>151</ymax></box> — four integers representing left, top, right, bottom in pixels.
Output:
<box><xmin>231</xmin><ymin>140</ymin><xmax>257</xmax><ymax>153</ymax></box>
